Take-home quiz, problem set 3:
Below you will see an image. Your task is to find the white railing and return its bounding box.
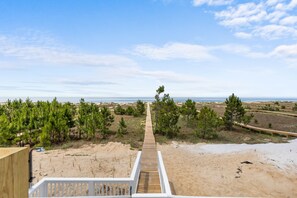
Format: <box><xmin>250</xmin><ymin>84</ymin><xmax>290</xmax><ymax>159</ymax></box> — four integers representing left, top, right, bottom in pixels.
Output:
<box><xmin>157</xmin><ymin>151</ymin><xmax>172</xmax><ymax>196</ymax></box>
<box><xmin>130</xmin><ymin>152</ymin><xmax>142</xmax><ymax>194</ymax></box>
<box><xmin>29</xmin><ymin>151</ymin><xmax>142</xmax><ymax>197</ymax></box>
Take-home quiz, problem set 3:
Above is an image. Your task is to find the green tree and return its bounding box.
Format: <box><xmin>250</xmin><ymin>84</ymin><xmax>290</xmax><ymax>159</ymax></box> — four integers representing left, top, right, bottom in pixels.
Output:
<box><xmin>136</xmin><ymin>100</ymin><xmax>145</xmax><ymax>115</ymax></box>
<box><xmin>114</xmin><ymin>104</ymin><xmax>126</xmax><ymax>115</ymax></box>
<box><xmin>126</xmin><ymin>106</ymin><xmax>135</xmax><ymax>116</ymax></box>
<box><xmin>196</xmin><ymin>106</ymin><xmax>221</xmax><ymax>139</ymax></box>
<box><xmin>154</xmin><ymin>86</ymin><xmax>180</xmax><ymax>138</ymax></box>
<box><xmin>180</xmin><ymin>99</ymin><xmax>197</xmax><ymax>125</ymax></box>
<box><xmin>99</xmin><ymin>107</ymin><xmax>114</xmax><ymax>138</ymax></box>
<box><xmin>117</xmin><ymin>117</ymin><xmax>127</xmax><ymax>137</ymax></box>
<box><xmin>223</xmin><ymin>93</ymin><xmax>245</xmax><ymax>130</ymax></box>
<box><xmin>0</xmin><ymin>114</ymin><xmax>15</xmax><ymax>146</ymax></box>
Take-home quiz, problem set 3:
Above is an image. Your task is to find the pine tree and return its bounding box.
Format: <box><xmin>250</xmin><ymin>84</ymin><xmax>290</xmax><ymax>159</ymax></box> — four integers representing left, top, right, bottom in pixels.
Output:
<box><xmin>117</xmin><ymin>117</ymin><xmax>127</xmax><ymax>137</ymax></box>
<box><xmin>180</xmin><ymin>99</ymin><xmax>197</xmax><ymax>126</ymax></box>
<box><xmin>224</xmin><ymin>93</ymin><xmax>245</xmax><ymax>130</ymax></box>
<box><xmin>136</xmin><ymin>100</ymin><xmax>145</xmax><ymax>115</ymax></box>
<box><xmin>154</xmin><ymin>86</ymin><xmax>180</xmax><ymax>138</ymax></box>
<box><xmin>196</xmin><ymin>106</ymin><xmax>221</xmax><ymax>139</ymax></box>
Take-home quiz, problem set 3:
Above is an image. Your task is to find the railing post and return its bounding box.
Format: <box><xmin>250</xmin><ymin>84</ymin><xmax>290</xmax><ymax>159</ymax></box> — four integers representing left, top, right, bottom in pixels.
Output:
<box><xmin>88</xmin><ymin>181</ymin><xmax>95</xmax><ymax>196</ymax></box>
<box><xmin>39</xmin><ymin>181</ymin><xmax>47</xmax><ymax>197</ymax></box>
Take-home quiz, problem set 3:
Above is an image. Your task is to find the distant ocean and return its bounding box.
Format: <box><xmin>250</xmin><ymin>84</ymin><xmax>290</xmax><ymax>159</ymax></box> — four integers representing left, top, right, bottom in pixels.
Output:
<box><xmin>1</xmin><ymin>97</ymin><xmax>297</xmax><ymax>103</ymax></box>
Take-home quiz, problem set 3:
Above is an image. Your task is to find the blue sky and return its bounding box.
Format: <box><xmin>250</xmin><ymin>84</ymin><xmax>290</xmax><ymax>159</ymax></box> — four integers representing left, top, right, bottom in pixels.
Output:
<box><xmin>0</xmin><ymin>0</ymin><xmax>297</xmax><ymax>98</ymax></box>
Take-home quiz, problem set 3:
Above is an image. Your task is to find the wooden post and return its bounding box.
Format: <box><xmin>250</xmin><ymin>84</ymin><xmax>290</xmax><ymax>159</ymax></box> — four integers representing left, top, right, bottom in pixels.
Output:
<box><xmin>0</xmin><ymin>147</ymin><xmax>29</xmax><ymax>198</ymax></box>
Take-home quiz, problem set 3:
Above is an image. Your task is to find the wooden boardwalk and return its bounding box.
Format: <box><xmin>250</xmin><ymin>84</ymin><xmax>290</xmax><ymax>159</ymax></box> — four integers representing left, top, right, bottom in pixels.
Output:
<box><xmin>137</xmin><ymin>103</ymin><xmax>161</xmax><ymax>193</ymax></box>
<box><xmin>236</xmin><ymin>122</ymin><xmax>297</xmax><ymax>137</ymax></box>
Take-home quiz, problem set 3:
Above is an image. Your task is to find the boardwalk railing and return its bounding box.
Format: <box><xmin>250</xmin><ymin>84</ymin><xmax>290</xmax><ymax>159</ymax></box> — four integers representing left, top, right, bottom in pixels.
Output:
<box><xmin>235</xmin><ymin>122</ymin><xmax>297</xmax><ymax>137</ymax></box>
<box><xmin>157</xmin><ymin>151</ymin><xmax>172</xmax><ymax>195</ymax></box>
<box><xmin>29</xmin><ymin>152</ymin><xmax>142</xmax><ymax>197</ymax></box>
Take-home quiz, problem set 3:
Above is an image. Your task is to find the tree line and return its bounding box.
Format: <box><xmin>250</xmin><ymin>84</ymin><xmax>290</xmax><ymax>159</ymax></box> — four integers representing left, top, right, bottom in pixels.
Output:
<box><xmin>114</xmin><ymin>100</ymin><xmax>145</xmax><ymax>116</ymax></box>
<box><xmin>153</xmin><ymin>86</ymin><xmax>253</xmax><ymax>139</ymax></box>
<box><xmin>0</xmin><ymin>98</ymin><xmax>145</xmax><ymax>147</ymax></box>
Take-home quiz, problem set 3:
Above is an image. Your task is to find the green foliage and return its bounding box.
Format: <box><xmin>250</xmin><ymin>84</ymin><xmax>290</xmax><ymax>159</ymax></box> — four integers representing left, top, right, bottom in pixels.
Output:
<box><xmin>259</xmin><ymin>104</ymin><xmax>280</xmax><ymax>111</ymax></box>
<box><xmin>242</xmin><ymin>113</ymin><xmax>254</xmax><ymax>125</ymax></box>
<box><xmin>117</xmin><ymin>117</ymin><xmax>127</xmax><ymax>137</ymax></box>
<box><xmin>223</xmin><ymin>93</ymin><xmax>245</xmax><ymax>130</ymax></box>
<box><xmin>40</xmin><ymin>127</ymin><xmax>51</xmax><ymax>147</ymax></box>
<box><xmin>114</xmin><ymin>101</ymin><xmax>145</xmax><ymax>117</ymax></box>
<box><xmin>153</xmin><ymin>86</ymin><xmax>180</xmax><ymax>138</ymax></box>
<box><xmin>180</xmin><ymin>99</ymin><xmax>197</xmax><ymax>125</ymax></box>
<box><xmin>99</xmin><ymin>107</ymin><xmax>114</xmax><ymax>138</ymax></box>
<box><xmin>196</xmin><ymin>106</ymin><xmax>221</xmax><ymax>139</ymax></box>
<box><xmin>0</xmin><ymin>97</ymin><xmax>114</xmax><ymax>147</ymax></box>
<box><xmin>0</xmin><ymin>114</ymin><xmax>15</xmax><ymax>146</ymax></box>
<box><xmin>114</xmin><ymin>104</ymin><xmax>126</xmax><ymax>115</ymax></box>
<box><xmin>126</xmin><ymin>106</ymin><xmax>134</xmax><ymax>116</ymax></box>
<box><xmin>136</xmin><ymin>100</ymin><xmax>145</xmax><ymax>115</ymax></box>
<box><xmin>281</xmin><ymin>105</ymin><xmax>286</xmax><ymax>109</ymax></box>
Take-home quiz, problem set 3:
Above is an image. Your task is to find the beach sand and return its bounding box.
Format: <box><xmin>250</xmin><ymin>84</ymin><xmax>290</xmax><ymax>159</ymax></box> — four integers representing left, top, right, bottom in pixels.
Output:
<box><xmin>159</xmin><ymin>141</ymin><xmax>297</xmax><ymax>197</ymax></box>
<box><xmin>32</xmin><ymin>142</ymin><xmax>137</xmax><ymax>184</ymax></box>
<box><xmin>32</xmin><ymin>141</ymin><xmax>297</xmax><ymax>197</ymax></box>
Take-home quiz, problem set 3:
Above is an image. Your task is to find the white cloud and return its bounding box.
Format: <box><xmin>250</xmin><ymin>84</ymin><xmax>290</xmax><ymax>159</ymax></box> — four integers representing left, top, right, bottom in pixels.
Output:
<box><xmin>193</xmin><ymin>0</ymin><xmax>233</xmax><ymax>6</ymax></box>
<box><xmin>209</xmin><ymin>0</ymin><xmax>297</xmax><ymax>39</ymax></box>
<box><xmin>210</xmin><ymin>44</ymin><xmax>268</xmax><ymax>58</ymax></box>
<box><xmin>0</xmin><ymin>34</ymin><xmax>136</xmax><ymax>68</ymax></box>
<box><xmin>266</xmin><ymin>0</ymin><xmax>282</xmax><ymax>7</ymax></box>
<box><xmin>234</xmin><ymin>32</ymin><xmax>252</xmax><ymax>39</ymax></box>
<box><xmin>132</xmin><ymin>42</ymin><xmax>214</xmax><ymax>61</ymax></box>
<box><xmin>59</xmin><ymin>79</ymin><xmax>117</xmax><ymax>86</ymax></box>
<box><xmin>110</xmin><ymin>65</ymin><xmax>208</xmax><ymax>84</ymax></box>
<box><xmin>271</xmin><ymin>43</ymin><xmax>297</xmax><ymax>57</ymax></box>
<box><xmin>252</xmin><ymin>25</ymin><xmax>297</xmax><ymax>39</ymax></box>
<box><xmin>215</xmin><ymin>2</ymin><xmax>267</xmax><ymax>27</ymax></box>
<box><xmin>288</xmin><ymin>0</ymin><xmax>297</xmax><ymax>9</ymax></box>
<box><xmin>279</xmin><ymin>15</ymin><xmax>297</xmax><ymax>25</ymax></box>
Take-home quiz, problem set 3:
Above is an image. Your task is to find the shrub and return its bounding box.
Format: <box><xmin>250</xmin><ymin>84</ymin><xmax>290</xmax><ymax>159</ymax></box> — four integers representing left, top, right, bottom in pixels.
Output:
<box><xmin>136</xmin><ymin>100</ymin><xmax>145</xmax><ymax>115</ymax></box>
<box><xmin>268</xmin><ymin>123</ymin><xmax>272</xmax><ymax>128</ymax></box>
<box><xmin>126</xmin><ymin>106</ymin><xmax>135</xmax><ymax>116</ymax></box>
<box><xmin>292</xmin><ymin>103</ymin><xmax>297</xmax><ymax>111</ymax></box>
<box><xmin>117</xmin><ymin>117</ymin><xmax>127</xmax><ymax>137</ymax></box>
<box><xmin>114</xmin><ymin>104</ymin><xmax>126</xmax><ymax>115</ymax></box>
<box><xmin>196</xmin><ymin>106</ymin><xmax>221</xmax><ymax>139</ymax></box>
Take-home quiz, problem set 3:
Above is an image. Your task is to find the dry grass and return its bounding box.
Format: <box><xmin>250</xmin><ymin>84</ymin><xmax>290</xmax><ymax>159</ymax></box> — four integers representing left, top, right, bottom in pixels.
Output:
<box><xmin>248</xmin><ymin>112</ymin><xmax>297</xmax><ymax>132</ymax></box>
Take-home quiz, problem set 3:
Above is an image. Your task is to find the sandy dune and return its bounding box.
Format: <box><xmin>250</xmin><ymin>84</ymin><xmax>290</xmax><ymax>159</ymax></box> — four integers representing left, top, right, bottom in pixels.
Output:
<box><xmin>159</xmin><ymin>140</ymin><xmax>297</xmax><ymax>197</ymax></box>
<box><xmin>32</xmin><ymin>142</ymin><xmax>137</xmax><ymax>184</ymax></box>
<box><xmin>32</xmin><ymin>141</ymin><xmax>297</xmax><ymax>197</ymax></box>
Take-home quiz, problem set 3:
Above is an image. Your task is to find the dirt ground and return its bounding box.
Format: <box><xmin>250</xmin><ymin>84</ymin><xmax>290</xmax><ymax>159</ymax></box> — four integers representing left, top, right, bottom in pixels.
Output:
<box><xmin>33</xmin><ymin>141</ymin><xmax>297</xmax><ymax>197</ymax></box>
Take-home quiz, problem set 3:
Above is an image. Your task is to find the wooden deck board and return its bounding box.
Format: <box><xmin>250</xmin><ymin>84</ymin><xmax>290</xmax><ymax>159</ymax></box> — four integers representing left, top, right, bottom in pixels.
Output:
<box><xmin>137</xmin><ymin>103</ymin><xmax>161</xmax><ymax>193</ymax></box>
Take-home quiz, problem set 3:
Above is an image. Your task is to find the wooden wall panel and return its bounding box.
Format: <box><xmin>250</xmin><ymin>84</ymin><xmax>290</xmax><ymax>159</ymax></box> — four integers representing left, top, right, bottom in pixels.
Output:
<box><xmin>0</xmin><ymin>147</ymin><xmax>29</xmax><ymax>198</ymax></box>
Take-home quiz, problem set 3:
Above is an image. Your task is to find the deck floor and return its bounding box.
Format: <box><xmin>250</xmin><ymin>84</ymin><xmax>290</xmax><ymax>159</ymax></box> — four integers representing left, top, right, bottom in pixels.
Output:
<box><xmin>137</xmin><ymin>103</ymin><xmax>161</xmax><ymax>193</ymax></box>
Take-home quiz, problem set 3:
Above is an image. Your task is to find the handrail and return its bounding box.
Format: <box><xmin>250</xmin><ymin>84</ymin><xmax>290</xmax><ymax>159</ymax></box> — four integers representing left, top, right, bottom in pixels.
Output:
<box><xmin>130</xmin><ymin>151</ymin><xmax>142</xmax><ymax>193</ymax></box>
<box><xmin>235</xmin><ymin>122</ymin><xmax>297</xmax><ymax>137</ymax></box>
<box><xmin>29</xmin><ymin>152</ymin><xmax>142</xmax><ymax>197</ymax></box>
<box><xmin>157</xmin><ymin>151</ymin><xmax>172</xmax><ymax>196</ymax></box>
